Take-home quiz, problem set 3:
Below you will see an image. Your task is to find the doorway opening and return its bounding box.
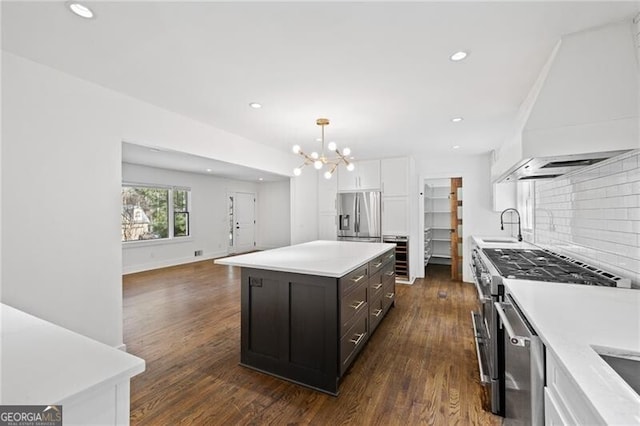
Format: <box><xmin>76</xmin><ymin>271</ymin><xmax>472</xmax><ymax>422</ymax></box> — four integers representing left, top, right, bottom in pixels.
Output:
<box><xmin>228</xmin><ymin>192</ymin><xmax>256</xmax><ymax>254</ymax></box>
<box><xmin>423</xmin><ymin>177</ymin><xmax>463</xmax><ymax>281</ymax></box>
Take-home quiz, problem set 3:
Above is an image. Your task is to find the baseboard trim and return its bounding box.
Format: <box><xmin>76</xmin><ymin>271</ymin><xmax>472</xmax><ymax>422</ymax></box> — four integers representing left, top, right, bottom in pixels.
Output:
<box><xmin>123</xmin><ymin>251</ymin><xmax>227</xmax><ymax>275</ymax></box>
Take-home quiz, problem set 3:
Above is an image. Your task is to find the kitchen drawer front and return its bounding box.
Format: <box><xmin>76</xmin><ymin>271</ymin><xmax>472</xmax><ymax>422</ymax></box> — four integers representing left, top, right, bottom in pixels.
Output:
<box><xmin>544</xmin><ymin>387</ymin><xmax>577</xmax><ymax>426</ymax></box>
<box><xmin>381</xmin><ymin>262</ymin><xmax>395</xmax><ymax>285</ymax></box>
<box><xmin>382</xmin><ymin>249</ymin><xmax>395</xmax><ymax>267</ymax></box>
<box><xmin>340</xmin><ymin>308</ymin><xmax>368</xmax><ymax>376</ymax></box>
<box><xmin>340</xmin><ymin>281</ymin><xmax>368</xmax><ymax>336</ymax></box>
<box><xmin>340</xmin><ymin>264</ymin><xmax>368</xmax><ymax>296</ymax></box>
<box><xmin>369</xmin><ymin>295</ymin><xmax>384</xmax><ymax>334</ymax></box>
<box><xmin>382</xmin><ymin>279</ymin><xmax>395</xmax><ymax>313</ymax></box>
<box><xmin>546</xmin><ymin>350</ymin><xmax>602</xmax><ymax>425</ymax></box>
<box><xmin>369</xmin><ymin>271</ymin><xmax>384</xmax><ymax>300</ymax></box>
<box><xmin>368</xmin><ymin>254</ymin><xmax>386</xmax><ymax>275</ymax></box>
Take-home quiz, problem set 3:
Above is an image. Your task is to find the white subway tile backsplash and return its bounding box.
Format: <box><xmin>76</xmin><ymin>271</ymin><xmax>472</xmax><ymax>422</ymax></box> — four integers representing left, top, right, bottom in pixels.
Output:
<box><xmin>534</xmin><ymin>150</ymin><xmax>640</xmax><ymax>287</ymax></box>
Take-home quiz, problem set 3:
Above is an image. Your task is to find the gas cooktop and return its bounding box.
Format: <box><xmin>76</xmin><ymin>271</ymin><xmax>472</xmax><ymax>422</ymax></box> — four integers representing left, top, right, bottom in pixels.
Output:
<box><xmin>481</xmin><ymin>248</ymin><xmax>622</xmax><ymax>287</ymax></box>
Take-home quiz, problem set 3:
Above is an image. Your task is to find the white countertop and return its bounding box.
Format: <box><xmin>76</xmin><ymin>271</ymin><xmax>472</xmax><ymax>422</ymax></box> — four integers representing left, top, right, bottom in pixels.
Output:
<box><xmin>504</xmin><ymin>279</ymin><xmax>640</xmax><ymax>425</ymax></box>
<box><xmin>215</xmin><ymin>240</ymin><xmax>396</xmax><ymax>278</ymax></box>
<box><xmin>0</xmin><ymin>303</ymin><xmax>145</xmax><ymax>405</ymax></box>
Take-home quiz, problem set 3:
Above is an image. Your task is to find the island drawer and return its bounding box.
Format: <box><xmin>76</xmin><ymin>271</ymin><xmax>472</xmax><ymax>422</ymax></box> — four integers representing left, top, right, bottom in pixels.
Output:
<box><xmin>369</xmin><ymin>296</ymin><xmax>384</xmax><ymax>334</ymax></box>
<box><xmin>369</xmin><ymin>254</ymin><xmax>386</xmax><ymax>274</ymax></box>
<box><xmin>381</xmin><ymin>262</ymin><xmax>395</xmax><ymax>284</ymax></box>
<box><xmin>340</xmin><ymin>264</ymin><xmax>368</xmax><ymax>296</ymax></box>
<box><xmin>341</xmin><ymin>280</ymin><xmax>368</xmax><ymax>336</ymax></box>
<box><xmin>369</xmin><ymin>271</ymin><xmax>384</xmax><ymax>300</ymax></box>
<box><xmin>382</xmin><ymin>279</ymin><xmax>395</xmax><ymax>313</ymax></box>
<box><xmin>340</xmin><ymin>309</ymin><xmax>368</xmax><ymax>376</ymax></box>
<box><xmin>382</xmin><ymin>249</ymin><xmax>395</xmax><ymax>267</ymax></box>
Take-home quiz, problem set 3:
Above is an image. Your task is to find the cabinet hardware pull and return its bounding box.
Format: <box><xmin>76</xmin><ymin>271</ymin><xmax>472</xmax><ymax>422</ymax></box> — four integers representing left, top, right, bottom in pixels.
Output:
<box><xmin>350</xmin><ymin>300</ymin><xmax>365</xmax><ymax>310</ymax></box>
<box><xmin>351</xmin><ymin>274</ymin><xmax>365</xmax><ymax>283</ymax></box>
<box><xmin>349</xmin><ymin>333</ymin><xmax>365</xmax><ymax>346</ymax></box>
<box><xmin>372</xmin><ymin>283</ymin><xmax>383</xmax><ymax>290</ymax></box>
<box><xmin>373</xmin><ymin>309</ymin><xmax>382</xmax><ymax>317</ymax></box>
<box><xmin>385</xmin><ymin>292</ymin><xmax>395</xmax><ymax>299</ymax></box>
<box><xmin>385</xmin><ymin>271</ymin><xmax>395</xmax><ymax>277</ymax></box>
<box><xmin>388</xmin><ymin>254</ymin><xmax>394</xmax><ymax>259</ymax></box>
<box><xmin>373</xmin><ymin>262</ymin><xmax>383</xmax><ymax>268</ymax></box>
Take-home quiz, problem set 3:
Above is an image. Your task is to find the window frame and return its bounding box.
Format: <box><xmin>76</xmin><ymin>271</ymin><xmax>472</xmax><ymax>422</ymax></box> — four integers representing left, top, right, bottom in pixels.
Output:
<box><xmin>121</xmin><ymin>182</ymin><xmax>192</xmax><ymax>246</ymax></box>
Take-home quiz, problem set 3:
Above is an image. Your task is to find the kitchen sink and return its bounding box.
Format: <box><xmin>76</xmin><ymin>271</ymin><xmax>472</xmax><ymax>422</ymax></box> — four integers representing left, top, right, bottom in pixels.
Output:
<box><xmin>481</xmin><ymin>238</ymin><xmax>518</xmax><ymax>244</ymax></box>
<box><xmin>596</xmin><ymin>349</ymin><xmax>640</xmax><ymax>396</ymax></box>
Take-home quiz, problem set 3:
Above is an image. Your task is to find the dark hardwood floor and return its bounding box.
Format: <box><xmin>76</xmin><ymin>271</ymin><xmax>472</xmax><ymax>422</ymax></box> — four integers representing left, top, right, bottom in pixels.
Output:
<box><xmin>124</xmin><ymin>261</ymin><xmax>502</xmax><ymax>425</ymax></box>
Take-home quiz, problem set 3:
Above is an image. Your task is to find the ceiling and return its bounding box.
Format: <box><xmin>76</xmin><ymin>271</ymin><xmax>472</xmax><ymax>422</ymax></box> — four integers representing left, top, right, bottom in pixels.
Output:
<box><xmin>2</xmin><ymin>1</ymin><xmax>639</xmax><ymax>173</ymax></box>
<box><xmin>122</xmin><ymin>142</ymin><xmax>287</xmax><ymax>182</ymax></box>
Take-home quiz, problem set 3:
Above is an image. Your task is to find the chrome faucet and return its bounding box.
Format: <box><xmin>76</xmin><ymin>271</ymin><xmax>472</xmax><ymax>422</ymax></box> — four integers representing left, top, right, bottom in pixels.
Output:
<box><xmin>500</xmin><ymin>208</ymin><xmax>523</xmax><ymax>242</ymax></box>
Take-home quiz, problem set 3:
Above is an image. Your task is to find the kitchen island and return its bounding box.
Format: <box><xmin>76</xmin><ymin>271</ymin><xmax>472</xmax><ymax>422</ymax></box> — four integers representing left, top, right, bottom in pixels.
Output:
<box><xmin>216</xmin><ymin>240</ymin><xmax>396</xmax><ymax>395</ymax></box>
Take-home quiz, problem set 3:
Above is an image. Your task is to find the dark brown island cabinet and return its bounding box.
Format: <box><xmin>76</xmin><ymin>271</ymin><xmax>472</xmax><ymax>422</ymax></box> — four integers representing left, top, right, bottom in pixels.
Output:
<box><xmin>237</xmin><ymin>247</ymin><xmax>396</xmax><ymax>395</ymax></box>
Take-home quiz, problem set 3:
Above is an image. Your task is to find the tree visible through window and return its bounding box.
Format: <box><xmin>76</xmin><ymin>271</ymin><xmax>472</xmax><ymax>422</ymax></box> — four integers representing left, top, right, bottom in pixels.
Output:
<box><xmin>121</xmin><ymin>185</ymin><xmax>190</xmax><ymax>242</ymax></box>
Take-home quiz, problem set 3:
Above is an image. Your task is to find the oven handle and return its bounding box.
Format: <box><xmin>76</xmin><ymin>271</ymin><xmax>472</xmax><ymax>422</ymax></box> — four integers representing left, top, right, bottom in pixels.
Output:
<box><xmin>494</xmin><ymin>301</ymin><xmax>529</xmax><ymax>347</ymax></box>
<box><xmin>474</xmin><ymin>275</ymin><xmax>492</xmax><ymax>303</ymax></box>
<box><xmin>471</xmin><ymin>311</ymin><xmax>491</xmax><ymax>384</ymax></box>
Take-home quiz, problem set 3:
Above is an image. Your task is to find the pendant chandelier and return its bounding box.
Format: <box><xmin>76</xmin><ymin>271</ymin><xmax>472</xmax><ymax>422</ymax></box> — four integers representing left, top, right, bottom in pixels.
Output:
<box><xmin>292</xmin><ymin>118</ymin><xmax>355</xmax><ymax>179</ymax></box>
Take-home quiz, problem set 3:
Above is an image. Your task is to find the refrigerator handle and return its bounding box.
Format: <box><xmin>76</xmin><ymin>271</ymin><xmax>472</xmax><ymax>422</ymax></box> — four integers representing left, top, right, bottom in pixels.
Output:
<box><xmin>355</xmin><ymin>194</ymin><xmax>360</xmax><ymax>233</ymax></box>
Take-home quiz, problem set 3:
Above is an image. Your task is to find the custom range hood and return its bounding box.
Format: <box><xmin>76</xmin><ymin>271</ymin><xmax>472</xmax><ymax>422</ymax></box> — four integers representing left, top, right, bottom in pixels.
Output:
<box><xmin>496</xmin><ymin>18</ymin><xmax>639</xmax><ymax>183</ymax></box>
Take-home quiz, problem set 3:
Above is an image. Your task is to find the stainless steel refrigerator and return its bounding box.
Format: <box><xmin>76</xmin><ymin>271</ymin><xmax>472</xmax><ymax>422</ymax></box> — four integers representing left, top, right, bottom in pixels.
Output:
<box><xmin>337</xmin><ymin>191</ymin><xmax>381</xmax><ymax>242</ymax></box>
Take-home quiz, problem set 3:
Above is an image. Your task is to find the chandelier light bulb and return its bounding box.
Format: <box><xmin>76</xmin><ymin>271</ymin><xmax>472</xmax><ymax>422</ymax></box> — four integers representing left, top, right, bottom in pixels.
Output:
<box><xmin>311</xmin><ymin>152</ymin><xmax>319</xmax><ymax>160</ymax></box>
<box><xmin>293</xmin><ymin>167</ymin><xmax>302</xmax><ymax>176</ymax></box>
<box><xmin>327</xmin><ymin>141</ymin><xmax>337</xmax><ymax>151</ymax></box>
<box><xmin>314</xmin><ymin>160</ymin><xmax>323</xmax><ymax>170</ymax></box>
<box><xmin>346</xmin><ymin>163</ymin><xmax>355</xmax><ymax>172</ymax></box>
<box><xmin>342</xmin><ymin>147</ymin><xmax>351</xmax><ymax>156</ymax></box>
<box><xmin>324</xmin><ymin>171</ymin><xmax>333</xmax><ymax>180</ymax></box>
<box><xmin>292</xmin><ymin>145</ymin><xmax>301</xmax><ymax>154</ymax></box>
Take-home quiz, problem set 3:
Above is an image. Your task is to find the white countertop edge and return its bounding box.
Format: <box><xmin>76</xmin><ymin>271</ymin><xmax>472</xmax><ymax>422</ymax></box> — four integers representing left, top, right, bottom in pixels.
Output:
<box><xmin>1</xmin><ymin>303</ymin><xmax>146</xmax><ymax>405</ymax></box>
<box><xmin>503</xmin><ymin>279</ymin><xmax>640</xmax><ymax>425</ymax></box>
<box><xmin>215</xmin><ymin>241</ymin><xmax>396</xmax><ymax>278</ymax></box>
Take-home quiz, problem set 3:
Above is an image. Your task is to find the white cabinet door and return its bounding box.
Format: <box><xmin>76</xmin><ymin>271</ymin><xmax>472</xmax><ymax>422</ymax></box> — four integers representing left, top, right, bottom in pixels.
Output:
<box><xmin>381</xmin><ymin>157</ymin><xmax>409</xmax><ymax>196</ymax></box>
<box><xmin>357</xmin><ymin>160</ymin><xmax>381</xmax><ymax>190</ymax></box>
<box><xmin>337</xmin><ymin>166</ymin><xmax>359</xmax><ymax>191</ymax></box>
<box><xmin>337</xmin><ymin>160</ymin><xmax>381</xmax><ymax>191</ymax></box>
<box><xmin>382</xmin><ymin>196</ymin><xmax>408</xmax><ymax>235</ymax></box>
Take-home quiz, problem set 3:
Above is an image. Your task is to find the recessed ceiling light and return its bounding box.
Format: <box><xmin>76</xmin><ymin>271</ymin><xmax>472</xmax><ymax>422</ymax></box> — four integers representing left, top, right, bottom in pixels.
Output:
<box><xmin>258</xmin><ymin>178</ymin><xmax>264</xmax><ymax>181</ymax></box>
<box><xmin>249</xmin><ymin>102</ymin><xmax>262</xmax><ymax>109</ymax></box>
<box><xmin>68</xmin><ymin>2</ymin><xmax>94</xmax><ymax>19</ymax></box>
<box><xmin>453</xmin><ymin>145</ymin><xmax>460</xmax><ymax>149</ymax></box>
<box><xmin>206</xmin><ymin>168</ymin><xmax>212</xmax><ymax>172</ymax></box>
<box><xmin>450</xmin><ymin>51</ymin><xmax>468</xmax><ymax>62</ymax></box>
<box><xmin>451</xmin><ymin>117</ymin><xmax>464</xmax><ymax>123</ymax></box>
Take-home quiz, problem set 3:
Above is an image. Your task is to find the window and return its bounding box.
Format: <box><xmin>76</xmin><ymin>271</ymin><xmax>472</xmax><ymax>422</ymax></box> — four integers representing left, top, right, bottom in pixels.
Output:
<box><xmin>121</xmin><ymin>185</ymin><xmax>191</xmax><ymax>242</ymax></box>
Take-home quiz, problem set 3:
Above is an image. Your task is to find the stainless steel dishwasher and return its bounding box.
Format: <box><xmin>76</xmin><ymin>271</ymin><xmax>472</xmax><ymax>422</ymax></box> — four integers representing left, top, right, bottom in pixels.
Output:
<box><xmin>495</xmin><ymin>293</ymin><xmax>545</xmax><ymax>426</ymax></box>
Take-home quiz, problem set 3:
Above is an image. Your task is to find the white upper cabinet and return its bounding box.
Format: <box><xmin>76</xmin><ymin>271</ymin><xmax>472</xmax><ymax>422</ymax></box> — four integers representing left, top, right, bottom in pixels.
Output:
<box><xmin>382</xmin><ymin>197</ymin><xmax>409</xmax><ymax>235</ymax></box>
<box><xmin>381</xmin><ymin>157</ymin><xmax>409</xmax><ymax>196</ymax></box>
<box><xmin>337</xmin><ymin>160</ymin><xmax>381</xmax><ymax>192</ymax></box>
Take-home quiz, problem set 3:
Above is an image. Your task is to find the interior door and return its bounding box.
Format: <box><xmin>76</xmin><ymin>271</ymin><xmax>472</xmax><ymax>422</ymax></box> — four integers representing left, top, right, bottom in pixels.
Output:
<box><xmin>233</xmin><ymin>192</ymin><xmax>256</xmax><ymax>254</ymax></box>
<box><xmin>450</xmin><ymin>177</ymin><xmax>463</xmax><ymax>280</ymax></box>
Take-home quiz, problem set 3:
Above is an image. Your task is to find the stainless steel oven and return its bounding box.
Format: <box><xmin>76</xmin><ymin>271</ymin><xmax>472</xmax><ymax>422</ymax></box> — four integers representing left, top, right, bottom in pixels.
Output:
<box><xmin>470</xmin><ymin>247</ymin><xmax>504</xmax><ymax>415</ymax></box>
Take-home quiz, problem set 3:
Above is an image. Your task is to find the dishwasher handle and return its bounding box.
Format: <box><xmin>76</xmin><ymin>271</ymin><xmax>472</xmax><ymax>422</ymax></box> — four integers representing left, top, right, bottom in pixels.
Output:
<box><xmin>494</xmin><ymin>301</ymin><xmax>529</xmax><ymax>347</ymax></box>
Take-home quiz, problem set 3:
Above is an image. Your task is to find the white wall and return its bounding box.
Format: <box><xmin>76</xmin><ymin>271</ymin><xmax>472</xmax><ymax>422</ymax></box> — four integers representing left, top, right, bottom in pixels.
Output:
<box><xmin>122</xmin><ymin>163</ymin><xmax>289</xmax><ymax>274</ymax></box>
<box><xmin>257</xmin><ymin>180</ymin><xmax>291</xmax><ymax>250</ymax></box>
<box><xmin>533</xmin><ymin>150</ymin><xmax>640</xmax><ymax>287</ymax></box>
<box><xmin>1</xmin><ymin>51</ymin><xmax>296</xmax><ymax>347</ymax></box>
<box><xmin>418</xmin><ymin>153</ymin><xmax>512</xmax><ymax>283</ymax></box>
<box><xmin>290</xmin><ymin>170</ymin><xmax>319</xmax><ymax>244</ymax></box>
